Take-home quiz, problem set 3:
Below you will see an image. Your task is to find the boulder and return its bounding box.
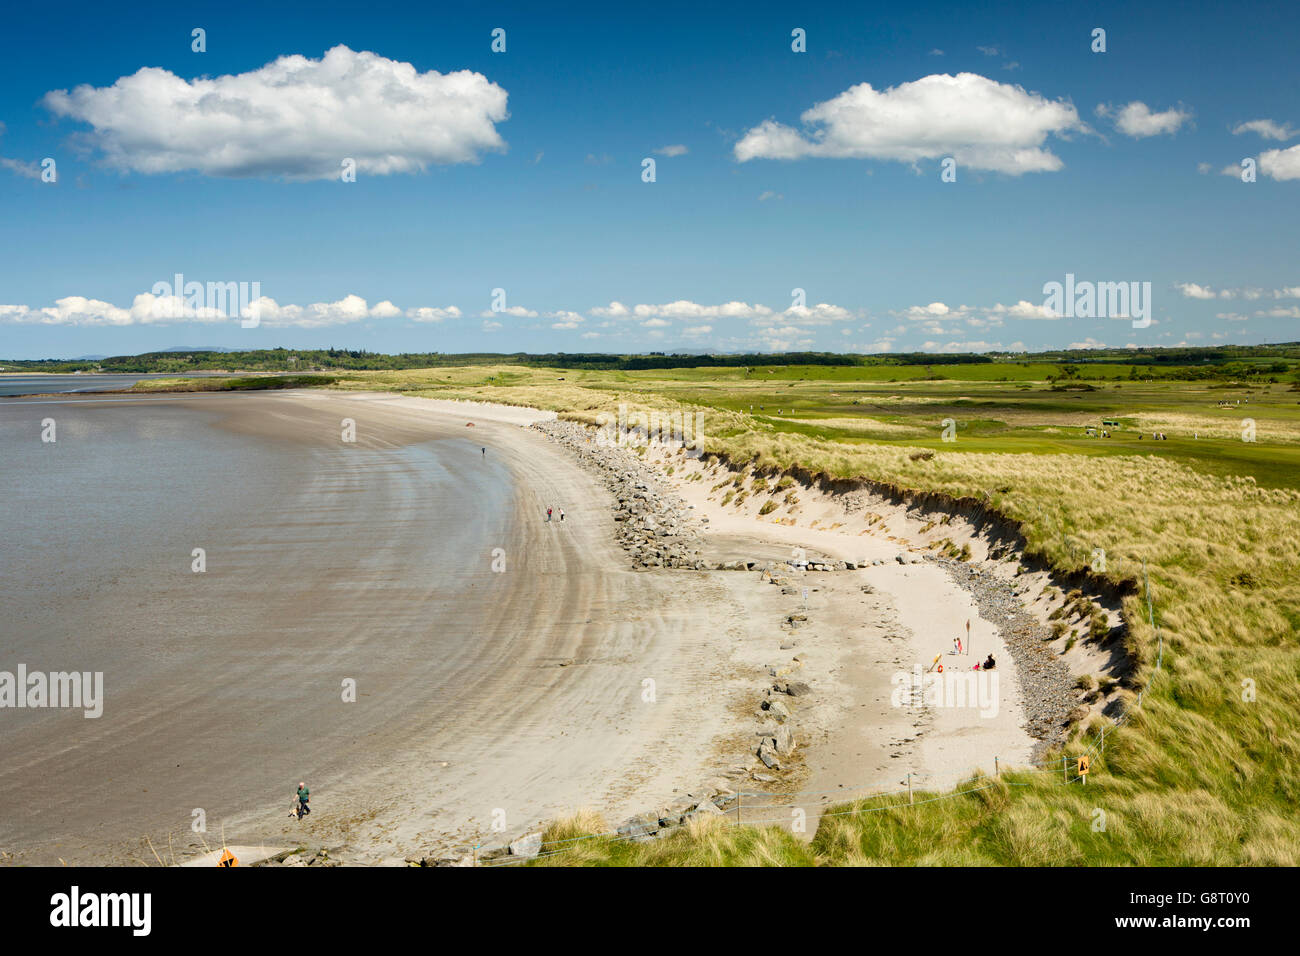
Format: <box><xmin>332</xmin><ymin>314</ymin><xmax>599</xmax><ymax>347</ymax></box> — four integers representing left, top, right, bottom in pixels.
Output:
<box><xmin>772</xmin><ymin>725</ymin><xmax>796</xmax><ymax>755</ymax></box>
<box><xmin>762</xmin><ymin>698</ymin><xmax>792</xmax><ymax>721</ymax></box>
<box><xmin>508</xmin><ymin>832</ymin><xmax>543</xmax><ymax>860</ymax></box>
<box><xmin>617</xmin><ymin>815</ymin><xmax>660</xmax><ymax>843</ymax></box>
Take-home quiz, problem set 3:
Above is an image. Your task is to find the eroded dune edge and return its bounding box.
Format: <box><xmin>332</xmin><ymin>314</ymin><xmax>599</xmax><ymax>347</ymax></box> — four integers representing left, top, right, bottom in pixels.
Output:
<box><xmin>374</xmin><ymin>400</ymin><xmax>1135</xmax><ymax>868</ymax></box>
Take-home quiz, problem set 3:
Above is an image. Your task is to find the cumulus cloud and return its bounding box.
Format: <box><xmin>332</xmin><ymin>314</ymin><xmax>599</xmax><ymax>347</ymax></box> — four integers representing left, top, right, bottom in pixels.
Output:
<box><xmin>407</xmin><ymin>306</ymin><xmax>461</xmax><ymax>323</ymax></box>
<box><xmin>924</xmin><ymin>339</ymin><xmax>1001</xmax><ymax>353</ymax></box>
<box><xmin>588</xmin><ymin>299</ymin><xmax>858</xmax><ymax>332</ymax></box>
<box><xmin>0</xmin><ymin>291</ymin><xmax>458</xmax><ymax>327</ymax></box>
<box><xmin>895</xmin><ymin>298</ymin><xmax>1061</xmax><ymax>324</ymax></box>
<box><xmin>0</xmin><ymin>294</ymin><xmax>226</xmax><ymax>327</ymax></box>
<box><xmin>589</xmin><ymin>301</ymin><xmax>630</xmax><ymax>318</ymax></box>
<box><xmin>1178</xmin><ymin>283</ymin><xmax>1299</xmax><ymax>301</ymax></box>
<box><xmin>1259</xmin><ymin>144</ymin><xmax>1300</xmax><ymax>181</ymax></box>
<box><xmin>546</xmin><ymin>310</ymin><xmax>584</xmax><ymax>330</ymax></box>
<box><xmin>1098</xmin><ymin>101</ymin><xmax>1191</xmax><ymax>138</ymax></box>
<box><xmin>246</xmin><ymin>294</ymin><xmax>433</xmax><ymax>328</ymax></box>
<box><xmin>900</xmin><ymin>302</ymin><xmax>952</xmax><ymax>318</ymax></box>
<box><xmin>1232</xmin><ymin>119</ymin><xmax>1297</xmax><ymax>140</ymax></box>
<box><xmin>734</xmin><ymin>73</ymin><xmax>1083</xmax><ymax>175</ymax></box>
<box><xmin>41</xmin><ymin>45</ymin><xmax>509</xmax><ymax>180</ymax></box>
<box><xmin>991</xmin><ymin>300</ymin><xmax>1058</xmax><ymax>319</ymax></box>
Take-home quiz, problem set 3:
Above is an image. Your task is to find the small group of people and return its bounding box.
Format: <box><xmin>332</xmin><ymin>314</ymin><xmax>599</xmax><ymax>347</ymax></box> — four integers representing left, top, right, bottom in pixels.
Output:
<box><xmin>1139</xmin><ymin>432</ymin><xmax>1169</xmax><ymax>441</ymax></box>
<box><xmin>952</xmin><ymin>636</ymin><xmax>996</xmax><ymax>670</ymax></box>
<box><xmin>546</xmin><ymin>507</ymin><xmax>565</xmax><ymax>522</ymax></box>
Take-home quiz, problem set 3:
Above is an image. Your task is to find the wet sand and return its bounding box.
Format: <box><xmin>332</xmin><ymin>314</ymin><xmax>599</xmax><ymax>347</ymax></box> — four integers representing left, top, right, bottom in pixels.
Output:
<box><xmin>1</xmin><ymin>389</ymin><xmax>1043</xmax><ymax>865</ymax></box>
<box><xmin>0</xmin><ymin>391</ymin><xmax>766</xmax><ymax>864</ymax></box>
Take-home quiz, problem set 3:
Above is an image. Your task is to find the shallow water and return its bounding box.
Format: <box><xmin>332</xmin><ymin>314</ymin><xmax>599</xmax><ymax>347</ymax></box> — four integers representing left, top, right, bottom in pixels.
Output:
<box><xmin>0</xmin><ymin>394</ymin><xmax>515</xmax><ymax>861</ymax></box>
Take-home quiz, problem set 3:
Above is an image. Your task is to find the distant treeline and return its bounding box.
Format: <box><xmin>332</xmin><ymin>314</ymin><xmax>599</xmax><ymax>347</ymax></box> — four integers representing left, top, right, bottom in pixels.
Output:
<box><xmin>3</xmin><ymin>343</ymin><xmax>1298</xmax><ymax>376</ymax></box>
<box><xmin>3</xmin><ymin>348</ymin><xmax>992</xmax><ymax>373</ymax></box>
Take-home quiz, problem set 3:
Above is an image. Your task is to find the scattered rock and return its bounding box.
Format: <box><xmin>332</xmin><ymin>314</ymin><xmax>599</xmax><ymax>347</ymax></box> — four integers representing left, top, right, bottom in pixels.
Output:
<box><xmin>508</xmin><ymin>832</ymin><xmax>543</xmax><ymax>860</ymax></box>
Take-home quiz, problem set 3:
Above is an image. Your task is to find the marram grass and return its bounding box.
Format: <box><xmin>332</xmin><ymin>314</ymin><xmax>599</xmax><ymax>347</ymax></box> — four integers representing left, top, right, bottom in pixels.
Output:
<box><xmin>324</xmin><ymin>367</ymin><xmax>1300</xmax><ymax>865</ymax></box>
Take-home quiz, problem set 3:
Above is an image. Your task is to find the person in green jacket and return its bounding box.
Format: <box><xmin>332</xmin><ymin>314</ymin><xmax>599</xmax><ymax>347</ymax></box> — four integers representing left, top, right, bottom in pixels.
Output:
<box><xmin>296</xmin><ymin>782</ymin><xmax>311</xmax><ymax>819</ymax></box>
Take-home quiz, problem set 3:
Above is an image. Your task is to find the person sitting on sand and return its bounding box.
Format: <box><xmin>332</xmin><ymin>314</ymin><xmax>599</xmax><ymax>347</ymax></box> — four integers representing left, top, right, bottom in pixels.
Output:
<box><xmin>296</xmin><ymin>781</ymin><xmax>311</xmax><ymax>819</ymax></box>
<box><xmin>983</xmin><ymin>654</ymin><xmax>996</xmax><ymax>671</ymax></box>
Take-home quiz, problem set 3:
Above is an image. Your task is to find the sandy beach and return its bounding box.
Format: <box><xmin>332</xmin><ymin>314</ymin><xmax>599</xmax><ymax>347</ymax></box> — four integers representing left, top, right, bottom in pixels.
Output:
<box><xmin>1</xmin><ymin>389</ymin><xmax>1086</xmax><ymax>865</ymax></box>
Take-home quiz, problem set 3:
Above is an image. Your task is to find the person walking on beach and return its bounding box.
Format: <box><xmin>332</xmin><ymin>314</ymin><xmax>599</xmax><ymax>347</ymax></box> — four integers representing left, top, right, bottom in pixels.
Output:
<box><xmin>482</xmin><ymin>447</ymin><xmax>486</xmax><ymax>457</ymax></box>
<box><xmin>547</xmin><ymin>507</ymin><xmax>553</xmax><ymax>522</ymax></box>
<box><xmin>559</xmin><ymin>508</ymin><xmax>565</xmax><ymax>522</ymax></box>
<box><xmin>296</xmin><ymin>781</ymin><xmax>311</xmax><ymax>819</ymax></box>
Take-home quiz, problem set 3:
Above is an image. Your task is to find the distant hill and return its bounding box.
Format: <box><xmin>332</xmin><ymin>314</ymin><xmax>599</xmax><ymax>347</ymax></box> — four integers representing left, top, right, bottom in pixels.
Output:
<box><xmin>2</xmin><ymin>344</ymin><xmax>1298</xmax><ymax>378</ymax></box>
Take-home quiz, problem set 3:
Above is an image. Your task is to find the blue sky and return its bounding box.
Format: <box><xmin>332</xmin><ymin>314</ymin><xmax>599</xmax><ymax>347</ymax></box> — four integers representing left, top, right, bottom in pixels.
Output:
<box><xmin>1</xmin><ymin>0</ymin><xmax>1297</xmax><ymax>360</ymax></box>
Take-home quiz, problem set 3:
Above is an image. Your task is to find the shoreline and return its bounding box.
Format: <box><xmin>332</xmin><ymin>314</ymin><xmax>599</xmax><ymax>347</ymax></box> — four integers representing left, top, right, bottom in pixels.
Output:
<box><xmin>492</xmin><ymin>415</ymin><xmax>1127</xmax><ymax>854</ymax></box>
<box><xmin>2</xmin><ymin>388</ymin><xmax>1127</xmax><ymax>866</ymax></box>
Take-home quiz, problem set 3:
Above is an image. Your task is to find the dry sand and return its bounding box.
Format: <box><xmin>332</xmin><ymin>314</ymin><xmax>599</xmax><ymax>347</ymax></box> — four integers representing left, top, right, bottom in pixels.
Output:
<box><xmin>2</xmin><ymin>389</ymin><xmax>1074</xmax><ymax>864</ymax></box>
<box><xmin>626</xmin><ymin>445</ymin><xmax>1038</xmax><ymax>837</ymax></box>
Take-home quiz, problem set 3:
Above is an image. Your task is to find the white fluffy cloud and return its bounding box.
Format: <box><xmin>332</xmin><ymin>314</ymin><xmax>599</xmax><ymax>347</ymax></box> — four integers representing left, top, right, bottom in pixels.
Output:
<box><xmin>1259</xmin><ymin>144</ymin><xmax>1300</xmax><ymax>181</ymax></box>
<box><xmin>0</xmin><ymin>292</ymin><xmax>459</xmax><ymax>327</ymax></box>
<box><xmin>734</xmin><ymin>73</ymin><xmax>1082</xmax><ymax>174</ymax></box>
<box><xmin>1232</xmin><ymin>119</ymin><xmax>1297</xmax><ymax>140</ymax></box>
<box><xmin>407</xmin><ymin>306</ymin><xmax>461</xmax><ymax>323</ymax></box>
<box><xmin>654</xmin><ymin>144</ymin><xmax>688</xmax><ymax>157</ymax></box>
<box><xmin>895</xmin><ymin>299</ymin><xmax>1058</xmax><ymax>322</ymax></box>
<box><xmin>923</xmin><ymin>339</ymin><xmax>1002</xmax><ymax>353</ymax></box>
<box><xmin>0</xmin><ymin>294</ymin><xmax>228</xmax><ymax>327</ymax></box>
<box><xmin>992</xmin><ymin>300</ymin><xmax>1058</xmax><ymax>319</ymax></box>
<box><xmin>588</xmin><ymin>299</ymin><xmax>857</xmax><ymax>328</ymax></box>
<box><xmin>42</xmin><ymin>45</ymin><xmax>509</xmax><ymax>180</ymax></box>
<box><xmin>900</xmin><ymin>302</ymin><xmax>952</xmax><ymax>318</ymax></box>
<box><xmin>1179</xmin><ymin>283</ymin><xmax>1299</xmax><ymax>300</ymax></box>
<box><xmin>1099</xmin><ymin>101</ymin><xmax>1191</xmax><ymax>138</ymax></box>
<box><xmin>546</xmin><ymin>310</ymin><xmax>584</xmax><ymax>330</ymax></box>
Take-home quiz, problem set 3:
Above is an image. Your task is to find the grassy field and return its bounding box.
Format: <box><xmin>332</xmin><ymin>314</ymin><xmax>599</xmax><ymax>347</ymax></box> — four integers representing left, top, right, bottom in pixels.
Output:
<box><xmin>137</xmin><ymin>361</ymin><xmax>1300</xmax><ymax>865</ymax></box>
